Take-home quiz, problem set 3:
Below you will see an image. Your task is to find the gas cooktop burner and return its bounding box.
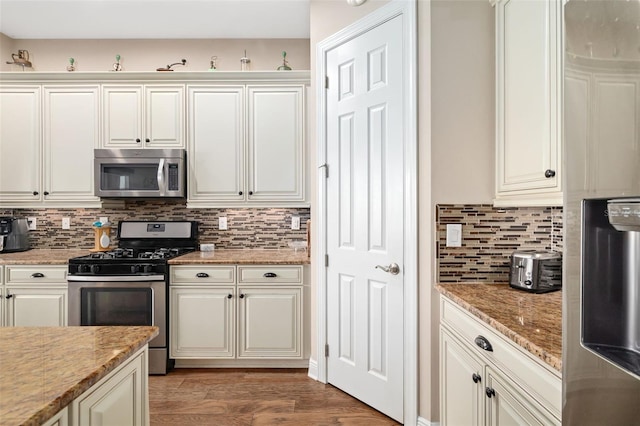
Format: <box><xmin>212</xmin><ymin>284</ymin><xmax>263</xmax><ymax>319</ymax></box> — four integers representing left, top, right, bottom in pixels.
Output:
<box><xmin>83</xmin><ymin>247</ymin><xmax>190</xmax><ymax>261</ymax></box>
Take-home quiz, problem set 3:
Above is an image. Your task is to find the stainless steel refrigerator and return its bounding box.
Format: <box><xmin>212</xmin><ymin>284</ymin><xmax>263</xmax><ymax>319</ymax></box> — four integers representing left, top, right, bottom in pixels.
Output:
<box><xmin>564</xmin><ymin>0</ymin><xmax>640</xmax><ymax>423</ymax></box>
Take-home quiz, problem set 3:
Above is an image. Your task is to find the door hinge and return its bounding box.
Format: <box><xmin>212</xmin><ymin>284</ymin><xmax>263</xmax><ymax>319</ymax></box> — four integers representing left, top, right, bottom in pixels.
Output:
<box><xmin>325</xmin><ymin>254</ymin><xmax>329</xmax><ymax>267</ymax></box>
<box><xmin>325</xmin><ymin>76</ymin><xmax>329</xmax><ymax>89</ymax></box>
<box><xmin>325</xmin><ymin>343</ymin><xmax>329</xmax><ymax>357</ymax></box>
<box><xmin>319</xmin><ymin>163</ymin><xmax>329</xmax><ymax>178</ymax></box>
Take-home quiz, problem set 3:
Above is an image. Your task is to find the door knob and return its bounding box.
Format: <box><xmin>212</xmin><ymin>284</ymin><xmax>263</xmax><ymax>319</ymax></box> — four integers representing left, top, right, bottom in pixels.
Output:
<box><xmin>375</xmin><ymin>263</ymin><xmax>400</xmax><ymax>275</ymax></box>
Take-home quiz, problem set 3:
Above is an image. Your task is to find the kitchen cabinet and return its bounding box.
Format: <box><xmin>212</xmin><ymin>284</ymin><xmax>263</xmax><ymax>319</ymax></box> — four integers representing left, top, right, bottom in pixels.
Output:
<box><xmin>170</xmin><ymin>264</ymin><xmax>306</xmax><ymax>364</ymax></box>
<box><xmin>439</xmin><ymin>295</ymin><xmax>561</xmax><ymax>425</ymax></box>
<box><xmin>71</xmin><ymin>345</ymin><xmax>148</xmax><ymax>426</ymax></box>
<box><xmin>493</xmin><ymin>0</ymin><xmax>563</xmax><ymax>207</ymax></box>
<box><xmin>187</xmin><ymin>84</ymin><xmax>306</xmax><ymax>207</ymax></box>
<box><xmin>0</xmin><ymin>84</ymin><xmax>102</xmax><ymax>208</ymax></box>
<box><xmin>102</xmin><ymin>84</ymin><xmax>185</xmax><ymax>148</ymax></box>
<box><xmin>3</xmin><ymin>265</ymin><xmax>68</xmax><ymax>327</ymax></box>
<box><xmin>42</xmin><ymin>407</ymin><xmax>68</xmax><ymax>426</ymax></box>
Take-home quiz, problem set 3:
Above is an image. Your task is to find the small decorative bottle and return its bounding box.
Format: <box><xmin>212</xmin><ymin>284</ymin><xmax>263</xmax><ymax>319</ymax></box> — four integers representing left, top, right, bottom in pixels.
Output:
<box><xmin>277</xmin><ymin>51</ymin><xmax>292</xmax><ymax>71</ymax></box>
<box><xmin>66</xmin><ymin>57</ymin><xmax>76</xmax><ymax>72</ymax></box>
<box><xmin>240</xmin><ymin>50</ymin><xmax>251</xmax><ymax>71</ymax></box>
<box><xmin>113</xmin><ymin>54</ymin><xmax>123</xmax><ymax>71</ymax></box>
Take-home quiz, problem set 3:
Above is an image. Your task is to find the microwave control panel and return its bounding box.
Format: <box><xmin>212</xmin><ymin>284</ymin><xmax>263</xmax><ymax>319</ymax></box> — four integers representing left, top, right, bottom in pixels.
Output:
<box><xmin>168</xmin><ymin>164</ymin><xmax>179</xmax><ymax>191</ymax></box>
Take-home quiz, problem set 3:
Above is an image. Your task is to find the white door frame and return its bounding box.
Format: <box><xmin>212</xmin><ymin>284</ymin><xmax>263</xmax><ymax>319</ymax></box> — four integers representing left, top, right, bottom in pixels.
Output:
<box><xmin>315</xmin><ymin>1</ymin><xmax>418</xmax><ymax>424</ymax></box>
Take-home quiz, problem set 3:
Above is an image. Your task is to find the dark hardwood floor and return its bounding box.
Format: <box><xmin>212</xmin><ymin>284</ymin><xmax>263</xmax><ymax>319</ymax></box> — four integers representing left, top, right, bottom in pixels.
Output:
<box><xmin>149</xmin><ymin>368</ymin><xmax>400</xmax><ymax>425</ymax></box>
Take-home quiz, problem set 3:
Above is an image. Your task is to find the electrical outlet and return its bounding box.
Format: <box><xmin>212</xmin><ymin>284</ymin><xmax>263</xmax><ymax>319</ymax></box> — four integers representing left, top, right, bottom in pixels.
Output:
<box><xmin>62</xmin><ymin>217</ymin><xmax>71</xmax><ymax>230</ymax></box>
<box><xmin>27</xmin><ymin>217</ymin><xmax>37</xmax><ymax>230</ymax></box>
<box><xmin>99</xmin><ymin>216</ymin><xmax>108</xmax><ymax>225</ymax></box>
<box><xmin>291</xmin><ymin>216</ymin><xmax>300</xmax><ymax>230</ymax></box>
<box><xmin>219</xmin><ymin>216</ymin><xmax>228</xmax><ymax>230</ymax></box>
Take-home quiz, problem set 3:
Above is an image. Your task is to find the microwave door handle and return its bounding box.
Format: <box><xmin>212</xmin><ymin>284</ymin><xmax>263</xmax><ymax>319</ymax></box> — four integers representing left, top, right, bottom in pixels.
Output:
<box><xmin>157</xmin><ymin>158</ymin><xmax>166</xmax><ymax>195</ymax></box>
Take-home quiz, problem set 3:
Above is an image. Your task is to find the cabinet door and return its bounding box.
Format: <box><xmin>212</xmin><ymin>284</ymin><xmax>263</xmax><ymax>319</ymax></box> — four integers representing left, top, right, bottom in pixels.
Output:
<box><xmin>73</xmin><ymin>348</ymin><xmax>146</xmax><ymax>426</ymax></box>
<box><xmin>187</xmin><ymin>86</ymin><xmax>245</xmax><ymax>203</ymax></box>
<box><xmin>5</xmin><ymin>287</ymin><xmax>67</xmax><ymax>326</ymax></box>
<box><xmin>247</xmin><ymin>86</ymin><xmax>304</xmax><ymax>202</ymax></box>
<box><xmin>43</xmin><ymin>85</ymin><xmax>101</xmax><ymax>203</ymax></box>
<box><xmin>145</xmin><ymin>85</ymin><xmax>185</xmax><ymax>148</ymax></box>
<box><xmin>103</xmin><ymin>85</ymin><xmax>143</xmax><ymax>147</ymax></box>
<box><xmin>170</xmin><ymin>286</ymin><xmax>235</xmax><ymax>358</ymax></box>
<box><xmin>440</xmin><ymin>328</ymin><xmax>484</xmax><ymax>426</ymax></box>
<box><xmin>238</xmin><ymin>286</ymin><xmax>302</xmax><ymax>358</ymax></box>
<box><xmin>0</xmin><ymin>86</ymin><xmax>42</xmax><ymax>203</ymax></box>
<box><xmin>495</xmin><ymin>0</ymin><xmax>562</xmax><ymax>202</ymax></box>
<box><xmin>485</xmin><ymin>366</ymin><xmax>560</xmax><ymax>426</ymax></box>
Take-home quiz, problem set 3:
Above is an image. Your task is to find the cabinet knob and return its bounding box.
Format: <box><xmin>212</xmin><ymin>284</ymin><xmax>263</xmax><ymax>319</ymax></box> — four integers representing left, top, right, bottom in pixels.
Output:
<box><xmin>135</xmin><ymin>138</ymin><xmax>141</xmax><ymax>143</ymax></box>
<box><xmin>239</xmin><ymin>294</ymin><xmax>245</xmax><ymax>299</ymax></box>
<box><xmin>263</xmin><ymin>272</ymin><xmax>277</xmax><ymax>278</ymax></box>
<box><xmin>33</xmin><ymin>191</ymin><xmax>38</xmax><ymax>196</ymax></box>
<box><xmin>485</xmin><ymin>387</ymin><xmax>496</xmax><ymax>398</ymax></box>
<box><xmin>238</xmin><ymin>191</ymin><xmax>243</xmax><ymax>196</ymax></box>
<box><xmin>31</xmin><ymin>272</ymin><xmax>45</xmax><ymax>278</ymax></box>
<box><xmin>43</xmin><ymin>191</ymin><xmax>49</xmax><ymax>196</ymax></box>
<box><xmin>196</xmin><ymin>272</ymin><xmax>210</xmax><ymax>278</ymax></box>
<box><xmin>474</xmin><ymin>335</ymin><xmax>493</xmax><ymax>352</ymax></box>
<box><xmin>145</xmin><ymin>138</ymin><xmax>150</xmax><ymax>143</ymax></box>
<box><xmin>227</xmin><ymin>294</ymin><xmax>233</xmax><ymax>299</ymax></box>
<box><xmin>544</xmin><ymin>169</ymin><xmax>556</xmax><ymax>178</ymax></box>
<box><xmin>472</xmin><ymin>373</ymin><xmax>481</xmax><ymax>383</ymax></box>
<box><xmin>248</xmin><ymin>191</ymin><xmax>253</xmax><ymax>195</ymax></box>
<box><xmin>6</xmin><ymin>294</ymin><xmax>13</xmax><ymax>299</ymax></box>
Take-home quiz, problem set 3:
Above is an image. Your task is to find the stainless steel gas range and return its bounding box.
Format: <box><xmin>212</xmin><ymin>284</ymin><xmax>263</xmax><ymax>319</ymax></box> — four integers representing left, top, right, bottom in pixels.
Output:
<box><xmin>67</xmin><ymin>220</ymin><xmax>198</xmax><ymax>374</ymax></box>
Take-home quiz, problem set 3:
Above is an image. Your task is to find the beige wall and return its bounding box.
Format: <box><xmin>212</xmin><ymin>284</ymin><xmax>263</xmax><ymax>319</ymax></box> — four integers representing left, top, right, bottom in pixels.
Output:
<box><xmin>0</xmin><ymin>32</ymin><xmax>15</xmax><ymax>69</ymax></box>
<box><xmin>0</xmin><ymin>37</ymin><xmax>310</xmax><ymax>72</ymax></box>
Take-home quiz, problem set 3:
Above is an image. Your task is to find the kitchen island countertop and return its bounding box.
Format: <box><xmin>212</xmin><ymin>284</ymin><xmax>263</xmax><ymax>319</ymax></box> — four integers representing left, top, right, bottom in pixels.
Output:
<box><xmin>169</xmin><ymin>249</ymin><xmax>311</xmax><ymax>265</ymax></box>
<box><xmin>436</xmin><ymin>283</ymin><xmax>562</xmax><ymax>372</ymax></box>
<box><xmin>0</xmin><ymin>249</ymin><xmax>89</xmax><ymax>265</ymax></box>
<box><xmin>0</xmin><ymin>326</ymin><xmax>158</xmax><ymax>426</ymax></box>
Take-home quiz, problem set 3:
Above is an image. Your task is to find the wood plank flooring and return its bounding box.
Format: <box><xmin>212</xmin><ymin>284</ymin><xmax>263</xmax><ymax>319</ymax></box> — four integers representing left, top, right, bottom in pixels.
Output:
<box><xmin>149</xmin><ymin>368</ymin><xmax>400</xmax><ymax>425</ymax></box>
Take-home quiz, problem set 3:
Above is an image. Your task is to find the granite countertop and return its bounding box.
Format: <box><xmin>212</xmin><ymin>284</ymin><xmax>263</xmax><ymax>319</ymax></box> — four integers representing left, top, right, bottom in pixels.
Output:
<box><xmin>169</xmin><ymin>249</ymin><xmax>311</xmax><ymax>265</ymax></box>
<box><xmin>0</xmin><ymin>249</ymin><xmax>90</xmax><ymax>265</ymax></box>
<box><xmin>436</xmin><ymin>283</ymin><xmax>562</xmax><ymax>372</ymax></box>
<box><xmin>0</xmin><ymin>326</ymin><xmax>158</xmax><ymax>426</ymax></box>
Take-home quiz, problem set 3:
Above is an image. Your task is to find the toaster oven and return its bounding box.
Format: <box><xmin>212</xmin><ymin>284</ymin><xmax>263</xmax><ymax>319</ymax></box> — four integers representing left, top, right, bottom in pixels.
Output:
<box><xmin>509</xmin><ymin>250</ymin><xmax>562</xmax><ymax>293</ymax></box>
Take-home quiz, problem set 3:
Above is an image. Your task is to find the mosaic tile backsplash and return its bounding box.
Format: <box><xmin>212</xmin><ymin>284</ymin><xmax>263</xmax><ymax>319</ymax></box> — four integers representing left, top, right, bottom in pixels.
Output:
<box><xmin>437</xmin><ymin>204</ymin><xmax>563</xmax><ymax>283</ymax></box>
<box><xmin>2</xmin><ymin>200</ymin><xmax>310</xmax><ymax>250</ymax></box>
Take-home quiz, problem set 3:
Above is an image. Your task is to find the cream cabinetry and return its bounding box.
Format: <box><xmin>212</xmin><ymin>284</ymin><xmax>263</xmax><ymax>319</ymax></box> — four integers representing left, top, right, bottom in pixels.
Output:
<box><xmin>102</xmin><ymin>84</ymin><xmax>185</xmax><ymax>148</ymax></box>
<box><xmin>42</xmin><ymin>407</ymin><xmax>68</xmax><ymax>426</ymax></box>
<box><xmin>187</xmin><ymin>84</ymin><xmax>306</xmax><ymax>208</ymax></box>
<box><xmin>439</xmin><ymin>295</ymin><xmax>561</xmax><ymax>425</ymax></box>
<box><xmin>0</xmin><ymin>84</ymin><xmax>101</xmax><ymax>208</ymax></box>
<box><xmin>170</xmin><ymin>264</ymin><xmax>306</xmax><ymax>364</ymax></box>
<box><xmin>493</xmin><ymin>0</ymin><xmax>563</xmax><ymax>207</ymax></box>
<box><xmin>3</xmin><ymin>265</ymin><xmax>68</xmax><ymax>327</ymax></box>
<box><xmin>71</xmin><ymin>345</ymin><xmax>149</xmax><ymax>426</ymax></box>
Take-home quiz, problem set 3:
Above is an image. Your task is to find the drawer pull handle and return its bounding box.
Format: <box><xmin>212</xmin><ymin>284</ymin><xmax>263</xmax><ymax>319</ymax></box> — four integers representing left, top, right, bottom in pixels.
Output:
<box><xmin>472</xmin><ymin>373</ymin><xmax>481</xmax><ymax>383</ymax></box>
<box><xmin>6</xmin><ymin>294</ymin><xmax>13</xmax><ymax>299</ymax></box>
<box><xmin>474</xmin><ymin>335</ymin><xmax>493</xmax><ymax>352</ymax></box>
<box><xmin>31</xmin><ymin>273</ymin><xmax>45</xmax><ymax>278</ymax></box>
<box><xmin>196</xmin><ymin>272</ymin><xmax>210</xmax><ymax>278</ymax></box>
<box><xmin>263</xmin><ymin>272</ymin><xmax>277</xmax><ymax>278</ymax></box>
<box><xmin>485</xmin><ymin>387</ymin><xmax>496</xmax><ymax>398</ymax></box>
<box><xmin>544</xmin><ymin>169</ymin><xmax>556</xmax><ymax>178</ymax></box>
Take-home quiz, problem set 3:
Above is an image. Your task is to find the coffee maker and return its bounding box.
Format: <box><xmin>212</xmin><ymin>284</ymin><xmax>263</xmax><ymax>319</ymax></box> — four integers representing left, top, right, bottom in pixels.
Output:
<box><xmin>0</xmin><ymin>217</ymin><xmax>31</xmax><ymax>252</ymax></box>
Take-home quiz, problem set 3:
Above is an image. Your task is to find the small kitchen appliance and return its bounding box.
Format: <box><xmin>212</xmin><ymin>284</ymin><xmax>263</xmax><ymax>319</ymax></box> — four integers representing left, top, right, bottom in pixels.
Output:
<box><xmin>0</xmin><ymin>217</ymin><xmax>30</xmax><ymax>253</ymax></box>
<box><xmin>67</xmin><ymin>220</ymin><xmax>198</xmax><ymax>374</ymax></box>
<box><xmin>508</xmin><ymin>250</ymin><xmax>562</xmax><ymax>293</ymax></box>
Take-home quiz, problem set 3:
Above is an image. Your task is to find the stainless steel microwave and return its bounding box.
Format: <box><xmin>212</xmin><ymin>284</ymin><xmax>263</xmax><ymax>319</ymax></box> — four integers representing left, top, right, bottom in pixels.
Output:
<box><xmin>94</xmin><ymin>149</ymin><xmax>186</xmax><ymax>198</ymax></box>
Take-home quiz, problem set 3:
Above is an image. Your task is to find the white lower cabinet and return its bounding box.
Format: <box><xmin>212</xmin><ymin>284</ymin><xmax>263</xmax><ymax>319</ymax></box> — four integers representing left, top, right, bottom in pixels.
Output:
<box><xmin>440</xmin><ymin>296</ymin><xmax>561</xmax><ymax>426</ymax></box>
<box><xmin>3</xmin><ymin>265</ymin><xmax>67</xmax><ymax>327</ymax></box>
<box><xmin>170</xmin><ymin>264</ymin><xmax>305</xmax><ymax>362</ymax></box>
<box><xmin>42</xmin><ymin>407</ymin><xmax>69</xmax><ymax>426</ymax></box>
<box><xmin>71</xmin><ymin>345</ymin><xmax>148</xmax><ymax>426</ymax></box>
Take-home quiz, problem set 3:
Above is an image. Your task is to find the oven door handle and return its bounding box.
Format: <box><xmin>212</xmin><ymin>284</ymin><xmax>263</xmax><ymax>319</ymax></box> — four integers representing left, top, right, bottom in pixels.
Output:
<box><xmin>67</xmin><ymin>275</ymin><xmax>165</xmax><ymax>282</ymax></box>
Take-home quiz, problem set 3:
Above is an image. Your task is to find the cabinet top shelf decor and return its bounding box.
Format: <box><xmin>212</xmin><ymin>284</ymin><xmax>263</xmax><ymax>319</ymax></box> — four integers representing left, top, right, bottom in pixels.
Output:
<box><xmin>0</xmin><ymin>71</ymin><xmax>311</xmax><ymax>84</ymax></box>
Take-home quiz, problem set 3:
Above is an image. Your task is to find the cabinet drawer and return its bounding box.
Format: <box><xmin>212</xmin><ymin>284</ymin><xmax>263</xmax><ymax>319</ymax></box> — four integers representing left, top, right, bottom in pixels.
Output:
<box><xmin>170</xmin><ymin>265</ymin><xmax>235</xmax><ymax>284</ymax></box>
<box><xmin>440</xmin><ymin>297</ymin><xmax>561</xmax><ymax>418</ymax></box>
<box><xmin>5</xmin><ymin>265</ymin><xmax>67</xmax><ymax>284</ymax></box>
<box><xmin>237</xmin><ymin>266</ymin><xmax>302</xmax><ymax>284</ymax></box>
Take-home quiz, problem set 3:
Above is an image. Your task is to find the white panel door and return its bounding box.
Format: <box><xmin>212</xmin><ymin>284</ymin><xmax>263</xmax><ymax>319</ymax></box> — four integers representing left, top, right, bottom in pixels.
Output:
<box><xmin>145</xmin><ymin>85</ymin><xmax>185</xmax><ymax>148</ymax></box>
<box><xmin>43</xmin><ymin>85</ymin><xmax>100</xmax><ymax>202</ymax></box>
<box><xmin>102</xmin><ymin>85</ymin><xmax>143</xmax><ymax>147</ymax></box>
<box><xmin>187</xmin><ymin>86</ymin><xmax>245</xmax><ymax>202</ymax></box>
<box><xmin>326</xmin><ymin>14</ymin><xmax>404</xmax><ymax>422</ymax></box>
<box><xmin>5</xmin><ymin>287</ymin><xmax>67</xmax><ymax>326</ymax></box>
<box><xmin>0</xmin><ymin>86</ymin><xmax>41</xmax><ymax>202</ymax></box>
<box><xmin>247</xmin><ymin>86</ymin><xmax>304</xmax><ymax>202</ymax></box>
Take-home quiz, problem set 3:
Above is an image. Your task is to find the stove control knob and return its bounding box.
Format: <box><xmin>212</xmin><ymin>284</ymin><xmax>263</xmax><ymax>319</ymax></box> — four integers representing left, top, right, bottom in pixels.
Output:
<box><xmin>143</xmin><ymin>265</ymin><xmax>153</xmax><ymax>274</ymax></box>
<box><xmin>79</xmin><ymin>264</ymin><xmax>90</xmax><ymax>273</ymax></box>
<box><xmin>131</xmin><ymin>265</ymin><xmax>141</xmax><ymax>274</ymax></box>
<box><xmin>90</xmin><ymin>265</ymin><xmax>101</xmax><ymax>274</ymax></box>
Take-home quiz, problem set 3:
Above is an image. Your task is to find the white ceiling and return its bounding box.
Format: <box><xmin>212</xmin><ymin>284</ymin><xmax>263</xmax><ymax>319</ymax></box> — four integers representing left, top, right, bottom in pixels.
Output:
<box><xmin>0</xmin><ymin>0</ymin><xmax>311</xmax><ymax>39</ymax></box>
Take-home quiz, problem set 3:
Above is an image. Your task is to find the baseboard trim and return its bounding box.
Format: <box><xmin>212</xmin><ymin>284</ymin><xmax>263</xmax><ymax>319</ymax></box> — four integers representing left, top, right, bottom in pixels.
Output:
<box><xmin>307</xmin><ymin>357</ymin><xmax>318</xmax><ymax>380</ymax></box>
<box><xmin>174</xmin><ymin>359</ymin><xmax>310</xmax><ymax>369</ymax></box>
<box><xmin>417</xmin><ymin>416</ymin><xmax>439</xmax><ymax>426</ymax></box>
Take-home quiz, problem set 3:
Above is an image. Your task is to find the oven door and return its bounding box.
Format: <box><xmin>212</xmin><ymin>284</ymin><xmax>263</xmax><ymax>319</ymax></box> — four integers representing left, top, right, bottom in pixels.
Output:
<box><xmin>67</xmin><ymin>275</ymin><xmax>166</xmax><ymax>348</ymax></box>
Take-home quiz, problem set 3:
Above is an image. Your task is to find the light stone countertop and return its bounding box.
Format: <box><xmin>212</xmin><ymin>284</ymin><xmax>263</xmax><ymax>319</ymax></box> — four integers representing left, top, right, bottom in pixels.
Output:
<box><xmin>436</xmin><ymin>283</ymin><xmax>562</xmax><ymax>372</ymax></box>
<box><xmin>0</xmin><ymin>249</ymin><xmax>90</xmax><ymax>265</ymax></box>
<box><xmin>0</xmin><ymin>326</ymin><xmax>158</xmax><ymax>426</ymax></box>
<box><xmin>169</xmin><ymin>249</ymin><xmax>311</xmax><ymax>265</ymax></box>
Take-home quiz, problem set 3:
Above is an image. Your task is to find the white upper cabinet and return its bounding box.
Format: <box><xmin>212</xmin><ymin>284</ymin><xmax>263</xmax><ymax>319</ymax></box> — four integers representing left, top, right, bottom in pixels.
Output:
<box><xmin>103</xmin><ymin>84</ymin><xmax>185</xmax><ymax>148</ymax></box>
<box><xmin>494</xmin><ymin>0</ymin><xmax>563</xmax><ymax>207</ymax></box>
